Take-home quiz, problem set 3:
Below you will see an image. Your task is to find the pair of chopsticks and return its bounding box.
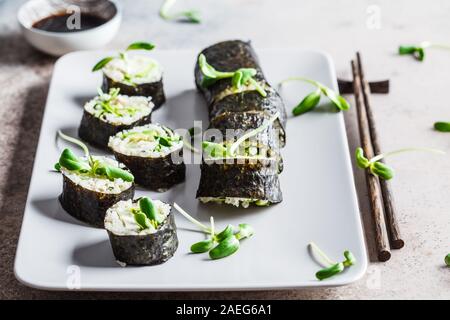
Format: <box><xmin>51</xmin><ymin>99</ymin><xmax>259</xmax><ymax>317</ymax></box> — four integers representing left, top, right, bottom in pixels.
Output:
<box><xmin>351</xmin><ymin>52</ymin><xmax>404</xmax><ymax>262</ymax></box>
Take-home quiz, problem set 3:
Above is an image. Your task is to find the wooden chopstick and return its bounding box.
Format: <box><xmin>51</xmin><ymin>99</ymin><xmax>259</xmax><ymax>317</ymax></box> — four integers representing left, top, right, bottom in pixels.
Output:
<box><xmin>351</xmin><ymin>60</ymin><xmax>392</xmax><ymax>262</ymax></box>
<box><xmin>338</xmin><ymin>78</ymin><xmax>390</xmax><ymax>95</ymax></box>
<box><xmin>356</xmin><ymin>52</ymin><xmax>405</xmax><ymax>249</ymax></box>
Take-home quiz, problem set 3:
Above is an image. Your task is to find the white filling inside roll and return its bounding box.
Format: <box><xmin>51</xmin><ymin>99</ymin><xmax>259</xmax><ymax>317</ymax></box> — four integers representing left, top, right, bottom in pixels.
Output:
<box><xmin>103</xmin><ymin>55</ymin><xmax>163</xmax><ymax>85</ymax></box>
<box><xmin>104</xmin><ymin>199</ymin><xmax>171</xmax><ymax>235</ymax></box>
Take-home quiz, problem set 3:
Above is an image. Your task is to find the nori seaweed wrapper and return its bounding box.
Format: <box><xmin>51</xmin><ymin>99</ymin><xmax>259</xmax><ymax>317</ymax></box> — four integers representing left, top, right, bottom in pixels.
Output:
<box><xmin>194</xmin><ymin>40</ymin><xmax>265</xmax><ymax>106</ymax></box>
<box><xmin>59</xmin><ymin>175</ymin><xmax>135</xmax><ymax>228</ymax></box>
<box><xmin>78</xmin><ymin>111</ymin><xmax>152</xmax><ymax>149</ymax></box>
<box><xmin>209</xmin><ymin>110</ymin><xmax>285</xmax><ymax>151</ymax></box>
<box><xmin>196</xmin><ymin>158</ymin><xmax>282</xmax><ymax>204</ymax></box>
<box><xmin>209</xmin><ymin>87</ymin><xmax>287</xmax><ymax>138</ymax></box>
<box><xmin>107</xmin><ymin>206</ymin><xmax>178</xmax><ymax>266</ymax></box>
<box><xmin>113</xmin><ymin>150</ymin><xmax>186</xmax><ymax>192</ymax></box>
<box><xmin>102</xmin><ymin>74</ymin><xmax>165</xmax><ymax>110</ymax></box>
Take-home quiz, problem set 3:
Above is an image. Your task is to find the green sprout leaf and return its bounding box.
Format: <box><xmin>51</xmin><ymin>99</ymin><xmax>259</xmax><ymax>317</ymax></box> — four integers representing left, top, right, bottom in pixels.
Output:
<box><xmin>92</xmin><ymin>57</ymin><xmax>114</xmax><ymax>72</ymax></box>
<box><xmin>434</xmin><ymin>122</ymin><xmax>450</xmax><ymax>132</ymax></box>
<box><xmin>355</xmin><ymin>147</ymin><xmax>370</xmax><ymax>169</ymax></box>
<box><xmin>134</xmin><ymin>211</ymin><xmax>150</xmax><ymax>230</ymax></box>
<box><xmin>370</xmin><ymin>161</ymin><xmax>394</xmax><ymax>180</ymax></box>
<box><xmin>315</xmin><ymin>263</ymin><xmax>345</xmax><ymax>281</ymax></box>
<box><xmin>139</xmin><ymin>197</ymin><xmax>158</xmax><ymax>221</ymax></box>
<box><xmin>191</xmin><ymin>239</ymin><xmax>214</xmax><ymax>253</ymax></box>
<box><xmin>445</xmin><ymin>254</ymin><xmax>450</xmax><ymax>267</ymax></box>
<box><xmin>209</xmin><ymin>235</ymin><xmax>240</xmax><ymax>260</ymax></box>
<box><xmin>343</xmin><ymin>250</ymin><xmax>356</xmax><ymax>267</ymax></box>
<box><xmin>215</xmin><ymin>225</ymin><xmax>234</xmax><ymax>242</ymax></box>
<box><xmin>292</xmin><ymin>88</ymin><xmax>321</xmax><ymax>116</ymax></box>
<box><xmin>126</xmin><ymin>42</ymin><xmax>155</xmax><ymax>51</ymax></box>
<box><xmin>104</xmin><ymin>166</ymin><xmax>134</xmax><ymax>182</ymax></box>
<box><xmin>280</xmin><ymin>77</ymin><xmax>350</xmax><ymax>116</ymax></box>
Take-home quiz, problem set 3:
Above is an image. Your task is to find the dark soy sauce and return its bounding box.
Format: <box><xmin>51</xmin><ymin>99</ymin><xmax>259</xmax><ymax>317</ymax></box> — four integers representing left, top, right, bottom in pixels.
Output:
<box><xmin>32</xmin><ymin>13</ymin><xmax>108</xmax><ymax>32</ymax></box>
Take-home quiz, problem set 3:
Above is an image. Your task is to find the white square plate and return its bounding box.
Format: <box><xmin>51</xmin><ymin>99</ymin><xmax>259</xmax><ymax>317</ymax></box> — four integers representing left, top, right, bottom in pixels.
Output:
<box><xmin>14</xmin><ymin>49</ymin><xmax>367</xmax><ymax>291</ymax></box>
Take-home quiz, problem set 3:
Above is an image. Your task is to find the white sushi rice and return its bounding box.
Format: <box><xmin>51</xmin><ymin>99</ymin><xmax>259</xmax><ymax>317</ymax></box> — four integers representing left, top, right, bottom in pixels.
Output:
<box><xmin>60</xmin><ymin>156</ymin><xmax>133</xmax><ymax>194</ymax></box>
<box><xmin>104</xmin><ymin>199</ymin><xmax>171</xmax><ymax>236</ymax></box>
<box><xmin>84</xmin><ymin>94</ymin><xmax>153</xmax><ymax>125</ymax></box>
<box><xmin>103</xmin><ymin>55</ymin><xmax>163</xmax><ymax>85</ymax></box>
<box><xmin>199</xmin><ymin>197</ymin><xmax>269</xmax><ymax>208</ymax></box>
<box><xmin>108</xmin><ymin>124</ymin><xmax>183</xmax><ymax>158</ymax></box>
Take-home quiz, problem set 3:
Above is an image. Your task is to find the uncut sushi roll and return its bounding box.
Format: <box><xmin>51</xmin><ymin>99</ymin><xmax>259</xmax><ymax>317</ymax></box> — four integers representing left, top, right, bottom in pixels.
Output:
<box><xmin>104</xmin><ymin>197</ymin><xmax>178</xmax><ymax>266</ymax></box>
<box><xmin>56</xmin><ymin>149</ymin><xmax>135</xmax><ymax>228</ymax></box>
<box><xmin>78</xmin><ymin>88</ymin><xmax>154</xmax><ymax>148</ymax></box>
<box><xmin>93</xmin><ymin>42</ymin><xmax>166</xmax><ymax>109</ymax></box>
<box><xmin>108</xmin><ymin>124</ymin><xmax>186</xmax><ymax>192</ymax></box>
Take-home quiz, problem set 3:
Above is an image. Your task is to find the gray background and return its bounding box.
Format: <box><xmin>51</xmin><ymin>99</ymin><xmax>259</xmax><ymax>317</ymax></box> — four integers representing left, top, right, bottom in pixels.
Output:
<box><xmin>1</xmin><ymin>0</ymin><xmax>449</xmax><ymax>299</ymax></box>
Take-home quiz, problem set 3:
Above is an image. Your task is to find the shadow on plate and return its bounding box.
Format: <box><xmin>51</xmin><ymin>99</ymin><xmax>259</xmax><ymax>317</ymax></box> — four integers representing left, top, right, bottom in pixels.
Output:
<box><xmin>72</xmin><ymin>94</ymin><xmax>94</xmax><ymax>108</ymax></box>
<box><xmin>72</xmin><ymin>240</ymin><xmax>119</xmax><ymax>268</ymax></box>
<box><xmin>160</xmin><ymin>89</ymin><xmax>209</xmax><ymax>129</ymax></box>
<box><xmin>31</xmin><ymin>197</ymin><xmax>88</xmax><ymax>227</ymax></box>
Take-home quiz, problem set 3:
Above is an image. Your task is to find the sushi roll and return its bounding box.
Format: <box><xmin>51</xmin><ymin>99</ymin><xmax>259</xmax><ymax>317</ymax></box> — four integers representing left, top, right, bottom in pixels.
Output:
<box><xmin>197</xmin><ymin>157</ymin><xmax>282</xmax><ymax>208</ymax></box>
<box><xmin>194</xmin><ymin>40</ymin><xmax>287</xmax><ymax>208</ymax></box>
<box><xmin>108</xmin><ymin>124</ymin><xmax>186</xmax><ymax>192</ymax></box>
<box><xmin>93</xmin><ymin>42</ymin><xmax>166</xmax><ymax>109</ymax></box>
<box><xmin>56</xmin><ymin>149</ymin><xmax>135</xmax><ymax>227</ymax></box>
<box><xmin>104</xmin><ymin>197</ymin><xmax>178</xmax><ymax>266</ymax></box>
<box><xmin>78</xmin><ymin>88</ymin><xmax>154</xmax><ymax>148</ymax></box>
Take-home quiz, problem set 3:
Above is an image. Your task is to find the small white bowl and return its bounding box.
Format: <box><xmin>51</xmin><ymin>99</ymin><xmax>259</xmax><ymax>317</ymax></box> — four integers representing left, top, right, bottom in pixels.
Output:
<box><xmin>17</xmin><ymin>0</ymin><xmax>122</xmax><ymax>56</ymax></box>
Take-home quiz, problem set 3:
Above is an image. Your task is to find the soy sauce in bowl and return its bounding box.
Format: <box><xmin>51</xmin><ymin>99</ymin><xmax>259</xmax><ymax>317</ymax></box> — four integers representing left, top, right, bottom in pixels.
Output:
<box><xmin>32</xmin><ymin>12</ymin><xmax>108</xmax><ymax>33</ymax></box>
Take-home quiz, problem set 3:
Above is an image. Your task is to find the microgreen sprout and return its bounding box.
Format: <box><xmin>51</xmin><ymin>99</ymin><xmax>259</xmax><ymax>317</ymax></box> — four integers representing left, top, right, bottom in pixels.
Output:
<box><xmin>56</xmin><ymin>130</ymin><xmax>134</xmax><ymax>182</ymax></box>
<box><xmin>434</xmin><ymin>122</ymin><xmax>450</xmax><ymax>132</ymax></box>
<box><xmin>279</xmin><ymin>77</ymin><xmax>350</xmax><ymax>116</ymax></box>
<box><xmin>159</xmin><ymin>0</ymin><xmax>201</xmax><ymax>24</ymax></box>
<box><xmin>173</xmin><ymin>203</ymin><xmax>254</xmax><ymax>260</ymax></box>
<box><xmin>202</xmin><ymin>112</ymin><xmax>279</xmax><ymax>158</ymax></box>
<box><xmin>92</xmin><ymin>88</ymin><xmax>146</xmax><ymax>118</ymax></box>
<box><xmin>355</xmin><ymin>147</ymin><xmax>445</xmax><ymax>180</ymax></box>
<box><xmin>132</xmin><ymin>197</ymin><xmax>163</xmax><ymax>230</ymax></box>
<box><xmin>399</xmin><ymin>41</ymin><xmax>450</xmax><ymax>61</ymax></box>
<box><xmin>198</xmin><ymin>54</ymin><xmax>267</xmax><ymax>97</ymax></box>
<box><xmin>92</xmin><ymin>41</ymin><xmax>156</xmax><ymax>72</ymax></box>
<box><xmin>309</xmin><ymin>242</ymin><xmax>355</xmax><ymax>281</ymax></box>
<box><xmin>445</xmin><ymin>254</ymin><xmax>450</xmax><ymax>267</ymax></box>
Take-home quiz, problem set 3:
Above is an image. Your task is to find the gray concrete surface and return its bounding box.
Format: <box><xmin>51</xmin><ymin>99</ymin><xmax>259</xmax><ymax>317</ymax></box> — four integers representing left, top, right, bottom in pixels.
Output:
<box><xmin>0</xmin><ymin>0</ymin><xmax>449</xmax><ymax>299</ymax></box>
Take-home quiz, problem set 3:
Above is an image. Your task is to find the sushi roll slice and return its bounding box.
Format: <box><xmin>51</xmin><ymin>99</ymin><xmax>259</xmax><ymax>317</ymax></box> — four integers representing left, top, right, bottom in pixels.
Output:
<box><xmin>108</xmin><ymin>124</ymin><xmax>186</xmax><ymax>191</ymax></box>
<box><xmin>104</xmin><ymin>197</ymin><xmax>178</xmax><ymax>266</ymax></box>
<box><xmin>194</xmin><ymin>40</ymin><xmax>265</xmax><ymax>106</ymax></box>
<box><xmin>93</xmin><ymin>42</ymin><xmax>166</xmax><ymax>109</ymax></box>
<box><xmin>196</xmin><ymin>157</ymin><xmax>282</xmax><ymax>208</ymax></box>
<box><xmin>56</xmin><ymin>149</ymin><xmax>135</xmax><ymax>227</ymax></box>
<box><xmin>78</xmin><ymin>88</ymin><xmax>154</xmax><ymax>148</ymax></box>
